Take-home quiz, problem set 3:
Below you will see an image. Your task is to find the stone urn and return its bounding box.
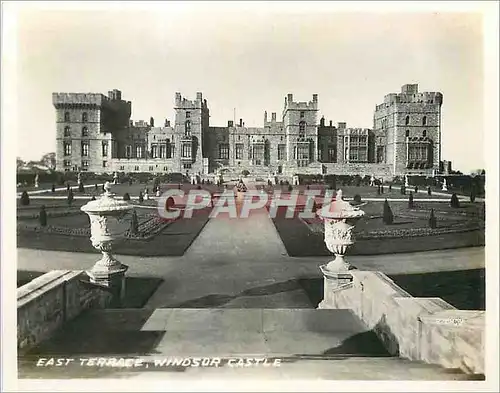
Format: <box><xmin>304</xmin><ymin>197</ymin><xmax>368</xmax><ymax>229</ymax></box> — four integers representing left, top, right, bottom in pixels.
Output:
<box><xmin>80</xmin><ymin>182</ymin><xmax>134</xmax><ymax>286</ymax></box>
<box><xmin>317</xmin><ymin>189</ymin><xmax>365</xmax><ymax>274</ymax></box>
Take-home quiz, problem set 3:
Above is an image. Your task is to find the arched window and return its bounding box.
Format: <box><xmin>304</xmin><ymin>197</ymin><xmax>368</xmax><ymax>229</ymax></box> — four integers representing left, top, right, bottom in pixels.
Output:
<box><xmin>82</xmin><ymin>112</ymin><xmax>88</xmax><ymax>122</ymax></box>
<box><xmin>422</xmin><ymin>116</ymin><xmax>427</xmax><ymax>126</ymax></box>
<box><xmin>82</xmin><ymin>127</ymin><xmax>88</xmax><ymax>137</ymax></box>
<box><xmin>405</xmin><ymin>116</ymin><xmax>410</xmax><ymax>125</ymax></box>
<box><xmin>299</xmin><ymin>121</ymin><xmax>306</xmax><ymax>138</ymax></box>
<box><xmin>64</xmin><ymin>126</ymin><xmax>70</xmax><ymax>137</ymax></box>
<box><xmin>405</xmin><ymin>130</ymin><xmax>410</xmax><ymax>137</ymax></box>
<box><xmin>423</xmin><ymin>130</ymin><xmax>427</xmax><ymax>137</ymax></box>
<box><xmin>185</xmin><ymin>120</ymin><xmax>191</xmax><ymax>137</ymax></box>
<box><xmin>64</xmin><ymin>112</ymin><xmax>70</xmax><ymax>122</ymax></box>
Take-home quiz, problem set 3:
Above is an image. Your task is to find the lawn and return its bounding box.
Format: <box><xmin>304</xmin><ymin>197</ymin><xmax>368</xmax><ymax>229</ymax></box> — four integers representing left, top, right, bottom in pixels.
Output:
<box><xmin>17</xmin><ymin>206</ymin><xmax>212</xmax><ymax>257</ymax></box>
<box><xmin>271</xmin><ymin>200</ymin><xmax>485</xmax><ymax>257</ymax></box>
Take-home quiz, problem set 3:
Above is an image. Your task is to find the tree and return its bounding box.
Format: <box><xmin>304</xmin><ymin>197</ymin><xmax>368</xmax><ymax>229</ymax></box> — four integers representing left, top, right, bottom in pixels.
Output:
<box><xmin>139</xmin><ymin>191</ymin><xmax>144</xmax><ymax>203</ymax></box>
<box><xmin>383</xmin><ymin>199</ymin><xmax>394</xmax><ymax>224</ymax></box>
<box><xmin>429</xmin><ymin>208</ymin><xmax>437</xmax><ymax>229</ymax></box>
<box><xmin>67</xmin><ymin>189</ymin><xmax>74</xmax><ymax>205</ymax></box>
<box><xmin>20</xmin><ymin>191</ymin><xmax>30</xmax><ymax>206</ymax></box>
<box><xmin>130</xmin><ymin>210</ymin><xmax>139</xmax><ymax>235</ymax></box>
<box><xmin>40</xmin><ymin>152</ymin><xmax>56</xmax><ymax>170</ymax></box>
<box><xmin>39</xmin><ymin>205</ymin><xmax>47</xmax><ymax>227</ymax></box>
<box><xmin>16</xmin><ymin>157</ymin><xmax>25</xmax><ymax>170</ymax></box>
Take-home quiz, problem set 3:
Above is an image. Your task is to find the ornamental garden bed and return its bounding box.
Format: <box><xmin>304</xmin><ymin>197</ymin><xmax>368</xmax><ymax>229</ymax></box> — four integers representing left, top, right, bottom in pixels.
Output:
<box><xmin>17</xmin><ymin>208</ymin><xmax>211</xmax><ymax>257</ymax></box>
<box><xmin>271</xmin><ymin>200</ymin><xmax>485</xmax><ymax>257</ymax></box>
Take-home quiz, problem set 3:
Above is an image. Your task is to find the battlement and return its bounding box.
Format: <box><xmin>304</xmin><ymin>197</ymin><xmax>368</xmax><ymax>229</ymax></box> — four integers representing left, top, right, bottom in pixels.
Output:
<box><xmin>174</xmin><ymin>92</ymin><xmax>205</xmax><ymax>109</ymax></box>
<box><xmin>284</xmin><ymin>93</ymin><xmax>319</xmax><ymax>111</ymax></box>
<box><xmin>377</xmin><ymin>84</ymin><xmax>443</xmax><ymax>108</ymax></box>
<box><xmin>52</xmin><ymin>93</ymin><xmax>107</xmax><ymax>107</ymax></box>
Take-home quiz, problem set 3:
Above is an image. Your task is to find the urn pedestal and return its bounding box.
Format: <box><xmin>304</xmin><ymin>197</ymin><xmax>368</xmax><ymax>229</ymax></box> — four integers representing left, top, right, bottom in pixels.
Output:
<box><xmin>317</xmin><ymin>189</ymin><xmax>365</xmax><ymax>308</ymax></box>
<box><xmin>81</xmin><ymin>182</ymin><xmax>134</xmax><ymax>297</ymax></box>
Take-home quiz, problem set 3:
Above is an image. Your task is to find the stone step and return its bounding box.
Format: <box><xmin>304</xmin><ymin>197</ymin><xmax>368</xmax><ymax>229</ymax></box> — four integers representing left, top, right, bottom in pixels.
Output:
<box><xmin>18</xmin><ymin>308</ymin><xmax>481</xmax><ymax>380</ymax></box>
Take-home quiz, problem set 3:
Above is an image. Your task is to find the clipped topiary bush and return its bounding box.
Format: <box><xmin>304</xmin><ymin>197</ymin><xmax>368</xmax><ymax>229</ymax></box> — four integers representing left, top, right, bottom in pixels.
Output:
<box><xmin>20</xmin><ymin>191</ymin><xmax>30</xmax><ymax>206</ymax></box>
<box><xmin>39</xmin><ymin>205</ymin><xmax>47</xmax><ymax>227</ymax></box>
<box><xmin>287</xmin><ymin>184</ymin><xmax>293</xmax><ymax>192</ymax></box>
<box><xmin>130</xmin><ymin>210</ymin><xmax>139</xmax><ymax>235</ymax></box>
<box><xmin>408</xmin><ymin>192</ymin><xmax>414</xmax><ymax>208</ymax></box>
<box><xmin>67</xmin><ymin>189</ymin><xmax>74</xmax><ymax>205</ymax></box>
<box><xmin>138</xmin><ymin>191</ymin><xmax>144</xmax><ymax>203</ymax></box>
<box><xmin>429</xmin><ymin>208</ymin><xmax>437</xmax><ymax>229</ymax></box>
<box><xmin>123</xmin><ymin>193</ymin><xmax>131</xmax><ymax>201</ymax></box>
<box><xmin>383</xmin><ymin>199</ymin><xmax>394</xmax><ymax>225</ymax></box>
<box><xmin>427</xmin><ymin>186</ymin><xmax>432</xmax><ymax>196</ymax></box>
<box><xmin>450</xmin><ymin>193</ymin><xmax>460</xmax><ymax>208</ymax></box>
<box><xmin>241</xmin><ymin>169</ymin><xmax>250</xmax><ymax>177</ymax></box>
<box><xmin>51</xmin><ymin>184</ymin><xmax>56</xmax><ymax>193</ymax></box>
<box><xmin>353</xmin><ymin>194</ymin><xmax>362</xmax><ymax>204</ymax></box>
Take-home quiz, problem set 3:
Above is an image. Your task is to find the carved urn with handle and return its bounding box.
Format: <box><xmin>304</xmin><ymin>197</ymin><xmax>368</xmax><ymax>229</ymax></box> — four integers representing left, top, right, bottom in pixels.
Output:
<box><xmin>317</xmin><ymin>189</ymin><xmax>365</xmax><ymax>273</ymax></box>
<box><xmin>81</xmin><ymin>182</ymin><xmax>134</xmax><ymax>286</ymax></box>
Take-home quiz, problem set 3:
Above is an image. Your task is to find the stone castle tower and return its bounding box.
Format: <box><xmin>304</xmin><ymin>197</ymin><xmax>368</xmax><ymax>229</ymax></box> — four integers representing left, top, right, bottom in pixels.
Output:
<box><xmin>173</xmin><ymin>92</ymin><xmax>209</xmax><ymax>173</ymax></box>
<box><xmin>283</xmin><ymin>93</ymin><xmax>319</xmax><ymax>168</ymax></box>
<box><xmin>53</xmin><ymin>89</ymin><xmax>131</xmax><ymax>172</ymax></box>
<box><xmin>373</xmin><ymin>83</ymin><xmax>443</xmax><ymax>175</ymax></box>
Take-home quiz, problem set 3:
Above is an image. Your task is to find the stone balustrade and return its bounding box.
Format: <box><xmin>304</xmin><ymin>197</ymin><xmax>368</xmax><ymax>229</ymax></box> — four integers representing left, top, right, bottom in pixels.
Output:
<box><xmin>17</xmin><ymin>270</ymin><xmax>112</xmax><ymax>353</ymax></box>
<box><xmin>319</xmin><ymin>270</ymin><xmax>485</xmax><ymax>375</ymax></box>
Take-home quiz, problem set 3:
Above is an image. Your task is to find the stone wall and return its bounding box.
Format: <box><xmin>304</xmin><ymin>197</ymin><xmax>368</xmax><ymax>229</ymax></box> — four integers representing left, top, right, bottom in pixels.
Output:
<box><xmin>320</xmin><ymin>271</ymin><xmax>484</xmax><ymax>375</ymax></box>
<box><xmin>17</xmin><ymin>270</ymin><xmax>112</xmax><ymax>353</ymax></box>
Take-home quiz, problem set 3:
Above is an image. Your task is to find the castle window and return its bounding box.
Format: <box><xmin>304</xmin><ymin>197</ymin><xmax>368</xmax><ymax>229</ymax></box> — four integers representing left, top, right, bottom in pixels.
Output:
<box><xmin>235</xmin><ymin>144</ymin><xmax>244</xmax><ymax>160</ymax></box>
<box><xmin>405</xmin><ymin>116</ymin><xmax>410</xmax><ymax>125</ymax></box>
<box><xmin>300</xmin><ymin>111</ymin><xmax>305</xmax><ymax>118</ymax></box>
<box><xmin>64</xmin><ymin>126</ymin><xmax>70</xmax><ymax>137</ymax></box>
<box><xmin>185</xmin><ymin>120</ymin><xmax>191</xmax><ymax>137</ymax></box>
<box><xmin>134</xmin><ymin>166</ymin><xmax>139</xmax><ymax>171</ymax></box>
<box><xmin>82</xmin><ymin>112</ymin><xmax>88</xmax><ymax>122</ymax></box>
<box><xmin>81</xmin><ymin>160</ymin><xmax>89</xmax><ymax>170</ymax></box>
<box><xmin>405</xmin><ymin>130</ymin><xmax>410</xmax><ymax>137</ymax></box>
<box><xmin>183</xmin><ymin>163</ymin><xmax>192</xmax><ymax>170</ymax></box>
<box><xmin>119</xmin><ymin>165</ymin><xmax>125</xmax><ymax>171</ymax></box>
<box><xmin>299</xmin><ymin>121</ymin><xmax>306</xmax><ymax>138</ymax></box>
<box><xmin>64</xmin><ymin>142</ymin><xmax>72</xmax><ymax>156</ymax></box>
<box><xmin>328</xmin><ymin>145</ymin><xmax>336</xmax><ymax>162</ymax></box>
<box><xmin>149</xmin><ymin>166</ymin><xmax>154</xmax><ymax>171</ymax></box>
<box><xmin>159</xmin><ymin>144</ymin><xmax>166</xmax><ymax>158</ymax></box>
<box><xmin>151</xmin><ymin>145</ymin><xmax>158</xmax><ymax>158</ymax></box>
<box><xmin>64</xmin><ymin>112</ymin><xmax>70</xmax><ymax>122</ymax></box>
<box><xmin>163</xmin><ymin>166</ymin><xmax>168</xmax><ymax>171</ymax></box>
<box><xmin>423</xmin><ymin>130</ymin><xmax>427</xmax><ymax>137</ymax></box>
<box><xmin>422</xmin><ymin>116</ymin><xmax>427</xmax><ymax>126</ymax></box>
<box><xmin>278</xmin><ymin>144</ymin><xmax>286</xmax><ymax>160</ymax></box>
<box><xmin>102</xmin><ymin>141</ymin><xmax>108</xmax><ymax>157</ymax></box>
<box><xmin>63</xmin><ymin>159</ymin><xmax>71</xmax><ymax>167</ymax></box>
<box><xmin>82</xmin><ymin>127</ymin><xmax>89</xmax><ymax>137</ymax></box>
<box><xmin>102</xmin><ymin>161</ymin><xmax>107</xmax><ymax>168</ymax></box>
<box><xmin>126</xmin><ymin>145</ymin><xmax>132</xmax><ymax>158</ymax></box>
<box><xmin>182</xmin><ymin>144</ymin><xmax>191</xmax><ymax>158</ymax></box>
<box><xmin>81</xmin><ymin>141</ymin><xmax>89</xmax><ymax>157</ymax></box>
<box><xmin>136</xmin><ymin>146</ymin><xmax>143</xmax><ymax>158</ymax></box>
<box><xmin>186</xmin><ymin>111</ymin><xmax>191</xmax><ymax>119</ymax></box>
<box><xmin>218</xmin><ymin>144</ymin><xmax>229</xmax><ymax>160</ymax></box>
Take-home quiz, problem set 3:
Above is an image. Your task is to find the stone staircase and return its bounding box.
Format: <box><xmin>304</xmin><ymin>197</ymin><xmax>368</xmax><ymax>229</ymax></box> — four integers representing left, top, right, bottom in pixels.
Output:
<box><xmin>19</xmin><ymin>308</ymin><xmax>479</xmax><ymax>380</ymax></box>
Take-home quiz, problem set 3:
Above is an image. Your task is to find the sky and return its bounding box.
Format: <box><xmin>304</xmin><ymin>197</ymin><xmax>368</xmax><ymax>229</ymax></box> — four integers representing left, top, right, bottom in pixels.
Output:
<box><xmin>10</xmin><ymin>2</ymin><xmax>489</xmax><ymax>173</ymax></box>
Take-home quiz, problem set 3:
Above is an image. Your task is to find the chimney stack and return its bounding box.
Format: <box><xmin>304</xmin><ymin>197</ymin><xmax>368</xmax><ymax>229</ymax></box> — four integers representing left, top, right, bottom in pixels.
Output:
<box><xmin>239</xmin><ymin>118</ymin><xmax>243</xmax><ymax>127</ymax></box>
<box><xmin>271</xmin><ymin>112</ymin><xmax>277</xmax><ymax>122</ymax></box>
<box><xmin>329</xmin><ymin>120</ymin><xmax>333</xmax><ymax>127</ymax></box>
<box><xmin>312</xmin><ymin>94</ymin><xmax>318</xmax><ymax>103</ymax></box>
<box><xmin>228</xmin><ymin>120</ymin><xmax>234</xmax><ymax>127</ymax></box>
<box><xmin>287</xmin><ymin>93</ymin><xmax>293</xmax><ymax>103</ymax></box>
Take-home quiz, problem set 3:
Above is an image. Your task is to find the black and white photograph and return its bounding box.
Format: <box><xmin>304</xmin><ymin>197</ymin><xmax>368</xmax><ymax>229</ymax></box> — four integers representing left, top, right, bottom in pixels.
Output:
<box><xmin>1</xmin><ymin>1</ymin><xmax>499</xmax><ymax>391</ymax></box>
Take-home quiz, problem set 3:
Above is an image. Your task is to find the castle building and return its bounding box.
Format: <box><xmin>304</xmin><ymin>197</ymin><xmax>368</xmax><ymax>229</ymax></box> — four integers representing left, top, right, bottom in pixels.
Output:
<box><xmin>53</xmin><ymin>84</ymin><xmax>443</xmax><ymax>178</ymax></box>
